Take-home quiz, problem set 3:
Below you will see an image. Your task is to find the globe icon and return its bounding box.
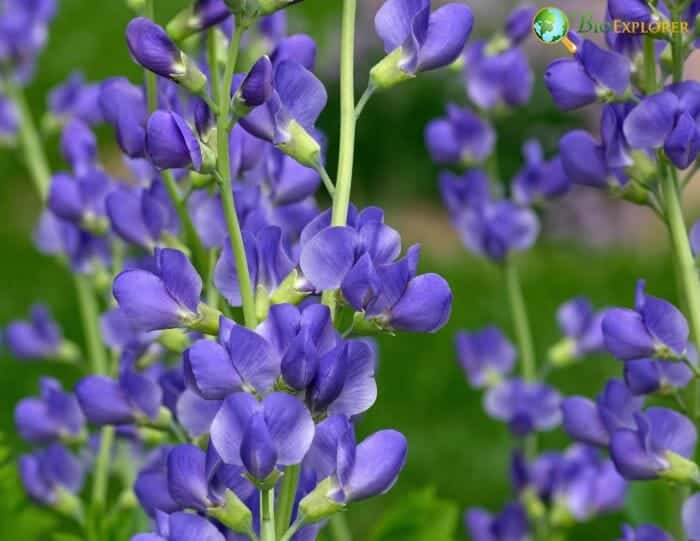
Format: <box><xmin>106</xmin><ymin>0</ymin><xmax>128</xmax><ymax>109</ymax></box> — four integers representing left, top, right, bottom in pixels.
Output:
<box><xmin>532</xmin><ymin>7</ymin><xmax>570</xmax><ymax>44</ymax></box>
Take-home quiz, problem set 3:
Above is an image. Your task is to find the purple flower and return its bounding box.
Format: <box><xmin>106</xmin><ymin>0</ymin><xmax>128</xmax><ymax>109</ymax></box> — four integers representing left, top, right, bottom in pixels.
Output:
<box><xmin>134</xmin><ymin>448</ymin><xmax>180</xmax><ymax>516</ymax></box>
<box><xmin>512</xmin><ymin>140</ymin><xmax>570</xmax><ymax>205</ymax></box>
<box><xmin>106</xmin><ymin>180</ymin><xmax>179</xmax><ymax>250</ymax></box>
<box><xmin>0</xmin><ymin>93</ymin><xmax>19</xmax><ymax>142</ymax></box>
<box><xmin>562</xmin><ymin>378</ymin><xmax>643</xmax><ymax>447</ymax></box>
<box><xmin>232</xmin><ymin>56</ymin><xmax>274</xmax><ymax>115</ymax></box>
<box><xmin>19</xmin><ymin>444</ymin><xmax>83</xmax><ymax>506</ymax></box>
<box><xmin>550</xmin><ymin>296</ymin><xmax>607</xmax><ymax>365</ymax></box>
<box><xmin>47</xmin><ymin>170</ymin><xmax>111</xmax><ymax>232</ymax></box>
<box><xmin>131</xmin><ymin>511</ymin><xmax>227</xmax><ymax>541</ymax></box>
<box><xmin>210</xmin><ymin>392</ymin><xmax>315</xmax><ymax>481</ymax></box>
<box><xmin>60</xmin><ymin>119</ymin><xmax>98</xmax><ymax>176</ymax></box>
<box><xmin>484</xmin><ymin>379</ymin><xmax>562</xmax><ymax>436</ymax></box>
<box><xmin>545</xmin><ymin>40</ymin><xmax>631</xmax><ymax>111</ymax></box>
<box><xmin>99</xmin><ymin>77</ymin><xmax>148</xmax><ymax>158</ymax></box>
<box><xmin>239</xmin><ymin>60</ymin><xmax>326</xmax><ymax>168</ymax></box>
<box><xmin>371</xmin><ymin>0</ymin><xmax>473</xmax><ymax>89</ymax></box>
<box><xmin>75</xmin><ymin>367</ymin><xmax>163</xmax><ymax>426</ymax></box>
<box><xmin>623</xmin><ymin>82</ymin><xmax>700</xmax><ymax>169</ymax></box>
<box><xmin>610</xmin><ymin>407</ymin><xmax>697</xmax><ymax>480</ymax></box>
<box><xmin>608</xmin><ymin>0</ymin><xmax>655</xmax><ymax>23</ymax></box>
<box><xmin>47</xmin><ymin>71</ymin><xmax>103</xmax><ymax>125</ymax></box>
<box><xmin>126</xmin><ymin>18</ymin><xmax>206</xmax><ymax>93</ymax></box>
<box><xmin>113</xmin><ymin>248</ymin><xmax>204</xmax><ymax>332</ymax></box>
<box><xmin>439</xmin><ymin>169</ymin><xmax>490</xmax><ymax>216</ymax></box>
<box><xmin>683</xmin><ymin>492</ymin><xmax>700</xmax><ymax>541</ymax></box>
<box><xmin>214</xmin><ymin>226</ymin><xmax>295</xmax><ymax>308</ymax></box>
<box><xmin>558</xmin><ymin>129</ymin><xmax>627</xmax><ymax>189</ymax></box>
<box><xmin>454</xmin><ymin>199</ymin><xmax>540</xmax><ymax>262</ymax></box>
<box><xmin>15</xmin><ymin>377</ymin><xmax>84</xmax><ymax>444</ymax></box>
<box><xmin>505</xmin><ymin>5</ymin><xmax>536</xmax><ymax>46</ymax></box>
<box><xmin>5</xmin><ymin>304</ymin><xmax>66</xmax><ymax>360</ymax></box>
<box><xmin>465</xmin><ymin>503</ymin><xmax>530</xmax><ymax>541</ymax></box>
<box><xmin>253</xmin><ymin>147</ymin><xmax>321</xmax><ymax>205</ymax></box>
<box><xmin>455</xmin><ymin>326</ymin><xmax>515</xmax><ymax>388</ymax></box>
<box><xmin>166</xmin><ymin>0</ymin><xmax>231</xmax><ymax>41</ymax></box>
<box><xmin>602</xmin><ymin>280</ymin><xmax>689</xmax><ymax>361</ymax></box>
<box><xmin>146</xmin><ymin>110</ymin><xmax>203</xmax><ymax>171</ymax></box>
<box><xmin>618</xmin><ymin>525</ymin><xmax>674</xmax><ymax>541</ymax></box>
<box><xmin>425</xmin><ymin>104</ymin><xmax>495</xmax><ymax>165</ymax></box>
<box><xmin>624</xmin><ymin>356</ymin><xmax>695</xmax><ymax>396</ymax></box>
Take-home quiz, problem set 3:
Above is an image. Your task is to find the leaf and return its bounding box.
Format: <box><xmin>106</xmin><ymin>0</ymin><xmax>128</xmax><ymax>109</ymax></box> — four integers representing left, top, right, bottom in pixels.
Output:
<box><xmin>368</xmin><ymin>487</ymin><xmax>459</xmax><ymax>541</ymax></box>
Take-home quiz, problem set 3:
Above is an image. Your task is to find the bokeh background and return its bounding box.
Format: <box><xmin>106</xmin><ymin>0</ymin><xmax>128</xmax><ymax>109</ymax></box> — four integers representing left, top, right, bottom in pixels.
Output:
<box><xmin>0</xmin><ymin>0</ymin><xmax>697</xmax><ymax>539</ymax></box>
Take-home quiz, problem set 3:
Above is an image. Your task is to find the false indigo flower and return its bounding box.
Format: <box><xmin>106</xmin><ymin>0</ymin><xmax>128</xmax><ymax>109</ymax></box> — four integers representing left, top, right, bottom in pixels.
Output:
<box><xmin>126</xmin><ymin>18</ymin><xmax>207</xmax><ymax>94</ymax></box>
<box><xmin>549</xmin><ymin>296</ymin><xmax>607</xmax><ymax>365</ymax></box>
<box><xmin>511</xmin><ymin>140</ymin><xmax>570</xmax><ymax>205</ymax></box>
<box><xmin>484</xmin><ymin>379</ymin><xmax>562</xmax><ymax>436</ymax></box>
<box><xmin>15</xmin><ymin>377</ymin><xmax>84</xmax><ymax>444</ymax></box>
<box><xmin>602</xmin><ymin>280</ymin><xmax>689</xmax><ymax>361</ymax></box>
<box><xmin>562</xmin><ymin>379</ymin><xmax>643</xmax><ymax>447</ymax></box>
<box><xmin>454</xmin><ymin>200</ymin><xmax>540</xmax><ymax>262</ymax></box>
<box><xmin>239</xmin><ymin>60</ymin><xmax>326</xmax><ymax>168</ymax></box>
<box><xmin>683</xmin><ymin>492</ymin><xmax>700</xmax><ymax>541</ymax></box>
<box><xmin>19</xmin><ymin>444</ymin><xmax>83</xmax><ymax>506</ymax></box>
<box><xmin>623</xmin><ymin>82</ymin><xmax>700</xmax><ymax>169</ymax></box>
<box><xmin>608</xmin><ymin>0</ymin><xmax>655</xmax><ymax>23</ymax></box>
<box><xmin>624</xmin><ymin>358</ymin><xmax>695</xmax><ymax>396</ymax></box>
<box><xmin>134</xmin><ymin>448</ymin><xmax>180</xmax><ymax>516</ymax></box>
<box><xmin>47</xmin><ymin>170</ymin><xmax>111</xmax><ymax>233</ymax></box>
<box><xmin>146</xmin><ymin>110</ymin><xmax>203</xmax><ymax>171</ymax></box>
<box><xmin>370</xmin><ymin>0</ymin><xmax>473</xmax><ymax>90</ymax></box>
<box><xmin>558</xmin><ymin>130</ymin><xmax>627</xmax><ymax>189</ymax></box>
<box><xmin>99</xmin><ymin>77</ymin><xmax>148</xmax><ymax>158</ymax></box>
<box><xmin>60</xmin><ymin>119</ymin><xmax>97</xmax><ymax>176</ymax></box>
<box><xmin>505</xmin><ymin>6</ymin><xmax>537</xmax><ymax>46</ymax></box>
<box><xmin>465</xmin><ymin>503</ymin><xmax>530</xmax><ymax>541</ymax></box>
<box><xmin>545</xmin><ymin>40</ymin><xmax>631</xmax><ymax>111</ymax></box>
<box><xmin>425</xmin><ymin>104</ymin><xmax>495</xmax><ymax>166</ymax></box>
<box><xmin>232</xmin><ymin>56</ymin><xmax>274</xmax><ymax>116</ymax></box>
<box><xmin>463</xmin><ymin>42</ymin><xmax>533</xmax><ymax>110</ymax></box>
<box><xmin>132</xmin><ymin>511</ymin><xmax>226</xmax><ymax>541</ymax></box>
<box><xmin>166</xmin><ymin>0</ymin><xmax>231</xmax><ymax>41</ymax></box>
<box><xmin>106</xmin><ymin>180</ymin><xmax>180</xmax><ymax>250</ymax></box>
<box><xmin>618</xmin><ymin>524</ymin><xmax>674</xmax><ymax>541</ymax></box>
<box><xmin>610</xmin><ymin>407</ymin><xmax>697</xmax><ymax>481</ymax></box>
<box><xmin>271</xmin><ymin>33</ymin><xmax>317</xmax><ymax>70</ymax></box>
<box><xmin>47</xmin><ymin>71</ymin><xmax>103</xmax><ymax>126</ymax></box>
<box><xmin>113</xmin><ymin>248</ymin><xmax>205</xmax><ymax>332</ymax></box>
<box><xmin>0</xmin><ymin>93</ymin><xmax>19</xmax><ymax>142</ymax></box>
<box><xmin>214</xmin><ymin>226</ymin><xmax>295</xmax><ymax>308</ymax></box>
<box><xmin>5</xmin><ymin>304</ymin><xmax>69</xmax><ymax>360</ymax></box>
<box><xmin>210</xmin><ymin>392</ymin><xmax>315</xmax><ymax>481</ymax></box>
<box><xmin>75</xmin><ymin>367</ymin><xmax>163</xmax><ymax>425</ymax></box>
<box><xmin>439</xmin><ymin>169</ymin><xmax>490</xmax><ymax>216</ymax></box>
<box><xmin>254</xmin><ymin>147</ymin><xmax>321</xmax><ymax>205</ymax></box>
<box><xmin>455</xmin><ymin>326</ymin><xmax>516</xmax><ymax>388</ymax></box>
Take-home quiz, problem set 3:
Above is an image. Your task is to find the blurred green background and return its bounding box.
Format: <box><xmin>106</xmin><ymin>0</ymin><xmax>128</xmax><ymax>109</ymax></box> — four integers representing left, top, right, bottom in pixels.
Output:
<box><xmin>0</xmin><ymin>1</ymin><xmax>689</xmax><ymax>540</ymax></box>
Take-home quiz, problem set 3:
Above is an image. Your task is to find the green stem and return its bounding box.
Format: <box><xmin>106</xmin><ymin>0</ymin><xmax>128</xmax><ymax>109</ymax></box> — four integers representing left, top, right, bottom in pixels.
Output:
<box><xmin>91</xmin><ymin>426</ymin><xmax>115</xmax><ymax>513</ymax></box>
<box><xmin>671</xmin><ymin>3</ymin><xmax>685</xmax><ymax>83</ymax></box>
<box><xmin>261</xmin><ymin>488</ymin><xmax>276</xmax><ymax>541</ymax></box>
<box><xmin>4</xmin><ymin>80</ymin><xmax>51</xmax><ymax>201</ymax></box>
<box><xmin>354</xmin><ymin>86</ymin><xmax>374</xmax><ymax>120</ymax></box>
<box><xmin>275</xmin><ymin>465</ymin><xmax>301</xmax><ymax>539</ymax></box>
<box><xmin>216</xmin><ymin>21</ymin><xmax>257</xmax><ymax>329</ymax></box>
<box><xmin>74</xmin><ymin>275</ymin><xmax>109</xmax><ymax>376</ymax></box>
<box><xmin>330</xmin><ymin>0</ymin><xmax>358</xmax><ymax>228</ymax></box>
<box><xmin>329</xmin><ymin>515</ymin><xmax>352</xmax><ymax>541</ymax></box>
<box><xmin>643</xmin><ymin>35</ymin><xmax>657</xmax><ymax>94</ymax></box>
<box><xmin>503</xmin><ymin>261</ymin><xmax>536</xmax><ymax>381</ymax></box>
<box><xmin>144</xmin><ymin>0</ymin><xmax>158</xmax><ymax>112</ymax></box>
<box><xmin>162</xmin><ymin>170</ymin><xmax>209</xmax><ymax>276</ymax></box>
<box><xmin>279</xmin><ymin>517</ymin><xmax>304</xmax><ymax>541</ymax></box>
<box><xmin>315</xmin><ymin>165</ymin><xmax>335</xmax><ymax>197</ymax></box>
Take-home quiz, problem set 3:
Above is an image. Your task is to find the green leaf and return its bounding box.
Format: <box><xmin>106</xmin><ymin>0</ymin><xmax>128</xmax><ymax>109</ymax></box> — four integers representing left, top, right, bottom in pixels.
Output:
<box><xmin>368</xmin><ymin>488</ymin><xmax>459</xmax><ymax>541</ymax></box>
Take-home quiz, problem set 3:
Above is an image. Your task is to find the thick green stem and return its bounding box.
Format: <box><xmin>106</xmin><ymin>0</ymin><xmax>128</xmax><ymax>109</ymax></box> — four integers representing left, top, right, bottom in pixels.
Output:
<box><xmin>275</xmin><ymin>465</ymin><xmax>301</xmax><ymax>539</ymax></box>
<box><xmin>329</xmin><ymin>515</ymin><xmax>352</xmax><ymax>541</ymax></box>
<box><xmin>671</xmin><ymin>3</ymin><xmax>685</xmax><ymax>83</ymax></box>
<box><xmin>643</xmin><ymin>35</ymin><xmax>657</xmax><ymax>94</ymax></box>
<box><xmin>504</xmin><ymin>261</ymin><xmax>536</xmax><ymax>381</ymax></box>
<box><xmin>261</xmin><ymin>488</ymin><xmax>276</xmax><ymax>541</ymax></box>
<box><xmin>330</xmin><ymin>0</ymin><xmax>358</xmax><ymax>228</ymax></box>
<box><xmin>5</xmin><ymin>81</ymin><xmax>51</xmax><ymax>201</ymax></box>
<box><xmin>216</xmin><ymin>22</ymin><xmax>257</xmax><ymax>329</ymax></box>
<box><xmin>91</xmin><ymin>426</ymin><xmax>115</xmax><ymax>513</ymax></box>
<box><xmin>74</xmin><ymin>275</ymin><xmax>109</xmax><ymax>376</ymax></box>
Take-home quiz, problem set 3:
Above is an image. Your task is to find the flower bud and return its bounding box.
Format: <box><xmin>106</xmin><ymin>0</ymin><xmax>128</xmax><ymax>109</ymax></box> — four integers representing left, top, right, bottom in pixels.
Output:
<box><xmin>659</xmin><ymin>451</ymin><xmax>700</xmax><ymax>486</ymax></box>
<box><xmin>207</xmin><ymin>489</ymin><xmax>254</xmax><ymax>535</ymax></box>
<box><xmin>298</xmin><ymin>477</ymin><xmax>344</xmax><ymax>523</ymax></box>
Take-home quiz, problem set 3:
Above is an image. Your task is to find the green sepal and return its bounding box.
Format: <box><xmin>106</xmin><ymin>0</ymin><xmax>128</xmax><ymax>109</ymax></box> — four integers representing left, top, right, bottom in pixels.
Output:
<box><xmin>270</xmin><ymin>269</ymin><xmax>309</xmax><ymax>306</ymax></box>
<box><xmin>173</xmin><ymin>54</ymin><xmax>208</xmax><ymax>96</ymax></box>
<box><xmin>277</xmin><ymin>120</ymin><xmax>322</xmax><ymax>168</ymax></box>
<box><xmin>548</xmin><ymin>338</ymin><xmax>577</xmax><ymax>368</ymax></box>
<box><xmin>521</xmin><ymin>487</ymin><xmax>546</xmax><ymax>520</ymax></box>
<box><xmin>158</xmin><ymin>328</ymin><xmax>191</xmax><ymax>353</ymax></box>
<box><xmin>57</xmin><ymin>340</ymin><xmax>81</xmax><ymax>364</ymax></box>
<box><xmin>659</xmin><ymin>451</ymin><xmax>700</xmax><ymax>486</ymax></box>
<box><xmin>256</xmin><ymin>284</ymin><xmax>271</xmax><ymax>322</ymax></box>
<box><xmin>548</xmin><ymin>499</ymin><xmax>575</xmax><ymax>528</ymax></box>
<box><xmin>53</xmin><ymin>487</ymin><xmax>85</xmax><ymax>525</ymax></box>
<box><xmin>369</xmin><ymin>48</ymin><xmax>414</xmax><ymax>91</ymax></box>
<box><xmin>166</xmin><ymin>6</ymin><xmax>202</xmax><ymax>42</ymax></box>
<box><xmin>185</xmin><ymin>303</ymin><xmax>222</xmax><ymax>335</ymax></box>
<box><xmin>126</xmin><ymin>0</ymin><xmax>146</xmax><ymax>12</ymax></box>
<box><xmin>298</xmin><ymin>477</ymin><xmax>345</xmax><ymax>524</ymax></box>
<box><xmin>136</xmin><ymin>426</ymin><xmax>171</xmax><ymax>446</ymax></box>
<box><xmin>207</xmin><ymin>489</ymin><xmax>254</xmax><ymax>535</ymax></box>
